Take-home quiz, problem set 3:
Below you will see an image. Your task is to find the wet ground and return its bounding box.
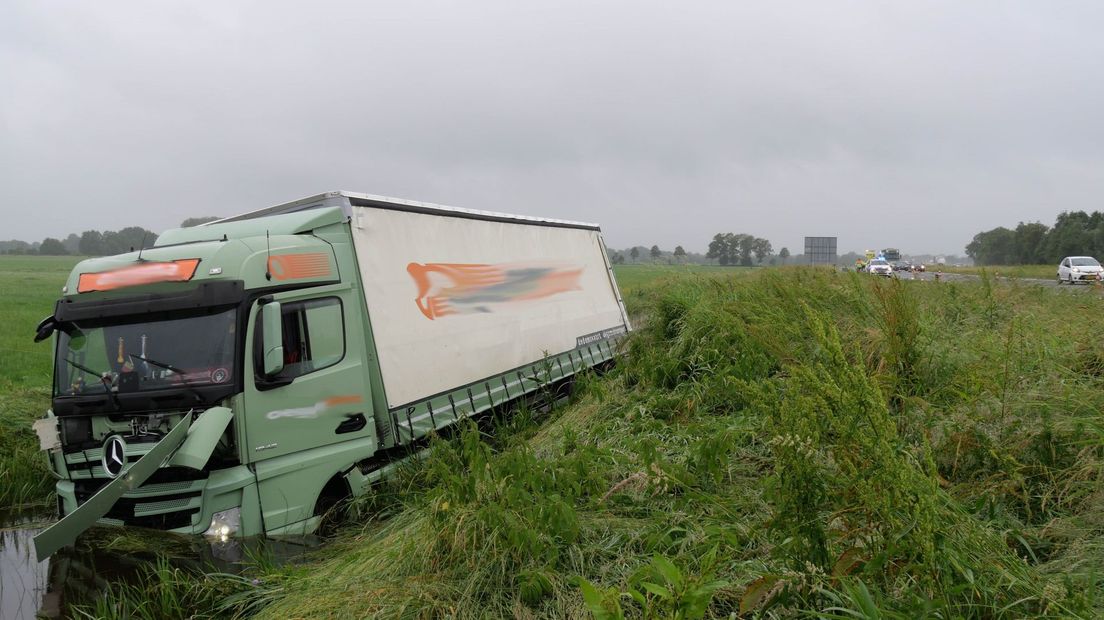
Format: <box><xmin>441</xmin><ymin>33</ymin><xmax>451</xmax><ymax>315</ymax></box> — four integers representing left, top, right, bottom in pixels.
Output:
<box><xmin>0</xmin><ymin>510</ymin><xmax>320</xmax><ymax>619</ymax></box>
<box><xmin>1</xmin><ymin>516</ymin><xmax>50</xmax><ymax>620</ymax></box>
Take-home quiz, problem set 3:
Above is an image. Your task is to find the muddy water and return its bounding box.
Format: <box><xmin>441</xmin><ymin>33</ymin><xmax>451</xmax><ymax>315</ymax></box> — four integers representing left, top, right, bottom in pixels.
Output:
<box><xmin>1</xmin><ymin>518</ymin><xmax>51</xmax><ymax>619</ymax></box>
<box><xmin>0</xmin><ymin>512</ymin><xmax>319</xmax><ymax>619</ymax></box>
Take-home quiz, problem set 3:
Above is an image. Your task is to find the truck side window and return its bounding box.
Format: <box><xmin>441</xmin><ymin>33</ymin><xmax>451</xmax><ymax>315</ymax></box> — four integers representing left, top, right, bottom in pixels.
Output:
<box><xmin>256</xmin><ymin>297</ymin><xmax>345</xmax><ymax>382</ymax></box>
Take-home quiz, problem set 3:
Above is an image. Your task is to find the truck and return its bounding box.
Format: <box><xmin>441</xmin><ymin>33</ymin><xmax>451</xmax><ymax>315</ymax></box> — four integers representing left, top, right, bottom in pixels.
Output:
<box><xmin>32</xmin><ymin>191</ymin><xmax>631</xmax><ymax>558</ymax></box>
<box><xmin>882</xmin><ymin>248</ymin><xmax>901</xmax><ymax>262</ymax></box>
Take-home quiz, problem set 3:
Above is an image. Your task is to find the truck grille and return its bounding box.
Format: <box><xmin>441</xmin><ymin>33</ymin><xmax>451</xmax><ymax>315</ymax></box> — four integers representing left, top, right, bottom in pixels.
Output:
<box><xmin>73</xmin><ymin>475</ymin><xmax>206</xmax><ymax>531</ymax></box>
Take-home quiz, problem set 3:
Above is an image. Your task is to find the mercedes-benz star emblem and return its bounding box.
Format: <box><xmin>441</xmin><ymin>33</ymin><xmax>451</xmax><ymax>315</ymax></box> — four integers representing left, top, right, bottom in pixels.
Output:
<box><xmin>101</xmin><ymin>435</ymin><xmax>127</xmax><ymax>478</ymax></box>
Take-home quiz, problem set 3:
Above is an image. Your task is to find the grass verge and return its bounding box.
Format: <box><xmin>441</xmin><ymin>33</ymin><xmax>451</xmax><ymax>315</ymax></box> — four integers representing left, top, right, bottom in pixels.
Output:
<box><xmin>0</xmin><ymin>381</ymin><xmax>54</xmax><ymax>509</ymax></box>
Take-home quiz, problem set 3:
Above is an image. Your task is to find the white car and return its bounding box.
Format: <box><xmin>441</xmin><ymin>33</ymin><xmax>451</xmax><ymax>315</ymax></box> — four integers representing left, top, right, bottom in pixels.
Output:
<box><xmin>867</xmin><ymin>259</ymin><xmax>894</xmax><ymax>277</ymax></box>
<box><xmin>1057</xmin><ymin>256</ymin><xmax>1104</xmax><ymax>284</ymax></box>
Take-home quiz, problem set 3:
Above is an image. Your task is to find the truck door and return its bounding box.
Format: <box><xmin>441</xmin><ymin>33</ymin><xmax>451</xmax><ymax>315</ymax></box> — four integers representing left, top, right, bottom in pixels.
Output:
<box><xmin>243</xmin><ymin>285</ymin><xmax>372</xmax><ymax>461</ymax></box>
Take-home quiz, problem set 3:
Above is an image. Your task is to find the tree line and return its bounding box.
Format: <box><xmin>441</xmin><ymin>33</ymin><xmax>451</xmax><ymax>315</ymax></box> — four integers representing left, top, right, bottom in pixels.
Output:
<box><xmin>706</xmin><ymin>233</ymin><xmax>780</xmax><ymax>266</ymax></box>
<box><xmin>966</xmin><ymin>211</ymin><xmax>1104</xmax><ymax>265</ymax></box>
<box><xmin>0</xmin><ymin>217</ymin><xmax>220</xmax><ymax>256</ymax></box>
<box><xmin>609</xmin><ymin>234</ymin><xmax>790</xmax><ymax>267</ymax></box>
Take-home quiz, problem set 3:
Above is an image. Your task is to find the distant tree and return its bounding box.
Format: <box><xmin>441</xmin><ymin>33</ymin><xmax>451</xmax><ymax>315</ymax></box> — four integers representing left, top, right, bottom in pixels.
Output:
<box><xmin>38</xmin><ymin>238</ymin><xmax>68</xmax><ymax>255</ymax></box>
<box><xmin>181</xmin><ymin>216</ymin><xmax>221</xmax><ymax>228</ymax></box>
<box><xmin>673</xmin><ymin>245</ymin><xmax>686</xmax><ymax>262</ymax></box>
<box><xmin>965</xmin><ymin>227</ymin><xmax>1016</xmax><ymax>265</ymax></box>
<box><xmin>63</xmin><ymin>233</ymin><xmax>80</xmax><ymax>254</ymax></box>
<box><xmin>1012</xmin><ymin>222</ymin><xmax>1048</xmax><ymax>264</ymax></box>
<box><xmin>737</xmin><ymin>235</ymin><xmax>755</xmax><ymax>266</ymax></box>
<box><xmin>650</xmin><ymin>245</ymin><xmax>661</xmax><ymax>260</ymax></box>
<box><xmin>630</xmin><ymin>247</ymin><xmax>640</xmax><ymax>262</ymax></box>
<box><xmin>779</xmin><ymin>247</ymin><xmax>790</xmax><ymax>263</ymax></box>
<box><xmin>78</xmin><ymin>230</ymin><xmax>105</xmax><ymax>256</ymax></box>
<box><xmin>611</xmin><ymin>252</ymin><xmax>624</xmax><ymax>264</ymax></box>
<box><xmin>751</xmin><ymin>238</ymin><xmax>773</xmax><ymax>264</ymax></box>
<box><xmin>1041</xmin><ymin>212</ymin><xmax>1093</xmax><ymax>264</ymax></box>
<box><xmin>77</xmin><ymin>227</ymin><xmax>157</xmax><ymax>256</ymax></box>
<box><xmin>0</xmin><ymin>240</ymin><xmax>34</xmax><ymax>254</ymax></box>
<box><xmin>707</xmin><ymin>233</ymin><xmax>735</xmax><ymax>265</ymax></box>
<box><xmin>102</xmin><ymin>227</ymin><xmax>156</xmax><ymax>254</ymax></box>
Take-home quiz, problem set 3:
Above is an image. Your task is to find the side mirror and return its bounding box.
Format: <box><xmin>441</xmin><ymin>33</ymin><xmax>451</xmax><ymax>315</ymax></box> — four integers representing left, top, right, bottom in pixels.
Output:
<box><xmin>261</xmin><ymin>302</ymin><xmax>284</xmax><ymax>377</ymax></box>
<box><xmin>34</xmin><ymin>316</ymin><xmax>57</xmax><ymax>343</ymax></box>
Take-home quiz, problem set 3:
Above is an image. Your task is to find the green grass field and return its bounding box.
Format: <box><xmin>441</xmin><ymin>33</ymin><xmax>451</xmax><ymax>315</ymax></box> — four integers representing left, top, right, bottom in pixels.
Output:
<box><xmin>0</xmin><ymin>256</ymin><xmax>83</xmax><ymax>386</ymax></box>
<box><xmin>0</xmin><ymin>256</ymin><xmax>83</xmax><ymax>508</ymax></box>
<box><xmin>611</xmin><ymin>263</ymin><xmax>750</xmax><ymax>295</ymax></box>
<box><xmin>4</xmin><ymin>257</ymin><xmax>1102</xmax><ymax>617</ymax></box>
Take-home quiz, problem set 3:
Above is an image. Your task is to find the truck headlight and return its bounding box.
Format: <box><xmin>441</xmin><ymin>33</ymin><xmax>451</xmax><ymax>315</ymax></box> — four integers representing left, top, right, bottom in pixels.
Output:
<box><xmin>204</xmin><ymin>507</ymin><xmax>241</xmax><ymax>541</ymax></box>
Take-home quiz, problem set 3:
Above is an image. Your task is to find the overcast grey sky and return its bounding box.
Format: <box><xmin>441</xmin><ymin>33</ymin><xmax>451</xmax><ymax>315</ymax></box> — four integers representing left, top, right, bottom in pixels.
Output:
<box><xmin>3</xmin><ymin>1</ymin><xmax>1103</xmax><ymax>255</ymax></box>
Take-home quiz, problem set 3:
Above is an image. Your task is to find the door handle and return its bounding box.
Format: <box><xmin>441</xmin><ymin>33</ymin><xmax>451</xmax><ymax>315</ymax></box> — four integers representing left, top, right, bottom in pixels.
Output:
<box><xmin>335</xmin><ymin>413</ymin><xmax>367</xmax><ymax>434</ymax></box>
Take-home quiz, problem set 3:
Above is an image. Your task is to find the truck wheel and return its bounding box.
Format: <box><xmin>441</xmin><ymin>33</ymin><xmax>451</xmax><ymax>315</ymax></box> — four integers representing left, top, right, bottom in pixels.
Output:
<box><xmin>314</xmin><ymin>474</ymin><xmax>352</xmax><ymax>533</ymax></box>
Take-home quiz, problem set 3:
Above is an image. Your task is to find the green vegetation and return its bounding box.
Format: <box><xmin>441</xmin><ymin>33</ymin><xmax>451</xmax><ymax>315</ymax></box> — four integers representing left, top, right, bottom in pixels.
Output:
<box><xmin>0</xmin><ymin>256</ymin><xmax>83</xmax><ymax>385</ymax></box>
<box><xmin>0</xmin><ymin>256</ymin><xmax>83</xmax><ymax>508</ymax></box>
<box><xmin>612</xmin><ymin>264</ymin><xmax>746</xmax><ymax>296</ymax></box>
<box><xmin>967</xmin><ymin>211</ymin><xmax>1104</xmax><ymax>265</ymax></box>
<box><xmin>4</xmin><ymin>257</ymin><xmax>1102</xmax><ymax>617</ymax></box>
<box><xmin>706</xmin><ymin>232</ymin><xmax>773</xmax><ymax>266</ymax></box>
<box><xmin>0</xmin><ymin>384</ymin><xmax>55</xmax><ymax>508</ymax></box>
<box><xmin>82</xmin><ymin>267</ymin><xmax>1103</xmax><ymax>618</ymax></box>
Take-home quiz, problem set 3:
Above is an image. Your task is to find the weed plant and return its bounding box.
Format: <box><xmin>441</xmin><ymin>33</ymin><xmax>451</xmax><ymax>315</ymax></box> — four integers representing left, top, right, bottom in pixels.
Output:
<box><xmin>0</xmin><ymin>382</ymin><xmax>55</xmax><ymax>509</ymax></box>
<box><xmin>73</xmin><ymin>268</ymin><xmax>1104</xmax><ymax>618</ymax></box>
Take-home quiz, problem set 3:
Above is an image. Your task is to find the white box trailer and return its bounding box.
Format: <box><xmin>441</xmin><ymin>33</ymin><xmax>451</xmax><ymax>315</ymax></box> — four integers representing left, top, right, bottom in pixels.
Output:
<box><xmin>350</xmin><ymin>202</ymin><xmax>629</xmax><ymax>410</ymax></box>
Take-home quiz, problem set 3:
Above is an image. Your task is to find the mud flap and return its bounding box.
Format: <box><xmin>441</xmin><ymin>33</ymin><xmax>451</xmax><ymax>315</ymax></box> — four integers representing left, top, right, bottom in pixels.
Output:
<box><xmin>34</xmin><ymin>407</ymin><xmax>232</xmax><ymax>559</ymax></box>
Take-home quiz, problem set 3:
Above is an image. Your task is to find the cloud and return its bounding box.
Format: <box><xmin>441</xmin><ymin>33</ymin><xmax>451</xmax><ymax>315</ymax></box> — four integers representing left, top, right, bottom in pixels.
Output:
<box><xmin>3</xmin><ymin>1</ymin><xmax>1104</xmax><ymax>254</ymax></box>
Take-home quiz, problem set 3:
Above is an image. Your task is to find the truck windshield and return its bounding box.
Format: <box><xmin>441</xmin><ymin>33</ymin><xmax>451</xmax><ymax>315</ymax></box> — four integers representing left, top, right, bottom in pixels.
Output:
<box><xmin>54</xmin><ymin>308</ymin><xmax>237</xmax><ymax>397</ymax></box>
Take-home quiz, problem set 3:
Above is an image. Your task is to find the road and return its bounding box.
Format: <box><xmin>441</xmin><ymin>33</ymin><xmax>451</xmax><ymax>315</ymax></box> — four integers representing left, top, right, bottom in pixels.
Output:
<box><xmin>859</xmin><ymin>269</ymin><xmax>1104</xmax><ymax>290</ymax></box>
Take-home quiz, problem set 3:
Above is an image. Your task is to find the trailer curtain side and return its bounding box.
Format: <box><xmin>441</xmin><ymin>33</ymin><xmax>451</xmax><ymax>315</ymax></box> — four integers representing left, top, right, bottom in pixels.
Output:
<box><xmin>351</xmin><ymin>207</ymin><xmax>628</xmax><ymax>410</ymax></box>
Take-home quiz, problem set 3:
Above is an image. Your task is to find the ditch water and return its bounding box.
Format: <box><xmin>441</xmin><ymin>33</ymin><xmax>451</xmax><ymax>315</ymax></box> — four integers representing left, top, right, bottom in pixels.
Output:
<box><xmin>0</xmin><ymin>510</ymin><xmax>319</xmax><ymax>619</ymax></box>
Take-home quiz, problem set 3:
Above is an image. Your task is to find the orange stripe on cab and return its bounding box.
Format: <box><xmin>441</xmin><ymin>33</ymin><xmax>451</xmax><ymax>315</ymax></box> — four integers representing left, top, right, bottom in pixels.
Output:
<box><xmin>267</xmin><ymin>253</ymin><xmax>332</xmax><ymax>280</ymax></box>
<box><xmin>77</xmin><ymin>259</ymin><xmax>201</xmax><ymax>293</ymax></box>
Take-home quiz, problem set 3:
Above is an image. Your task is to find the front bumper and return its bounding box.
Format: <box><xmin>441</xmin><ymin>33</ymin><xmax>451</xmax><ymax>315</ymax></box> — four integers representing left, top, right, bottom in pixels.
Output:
<box><xmin>56</xmin><ymin>464</ymin><xmax>259</xmax><ymax>535</ymax></box>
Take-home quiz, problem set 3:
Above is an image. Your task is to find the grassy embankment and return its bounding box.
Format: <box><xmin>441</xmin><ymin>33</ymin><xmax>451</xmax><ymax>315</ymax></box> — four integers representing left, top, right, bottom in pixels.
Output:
<box><xmin>0</xmin><ymin>255</ymin><xmax>83</xmax><ymax>510</ymax></box>
<box><xmin>937</xmin><ymin>264</ymin><xmax>1057</xmax><ymax>279</ymax></box>
<box><xmin>82</xmin><ymin>267</ymin><xmax>1104</xmax><ymax>618</ymax></box>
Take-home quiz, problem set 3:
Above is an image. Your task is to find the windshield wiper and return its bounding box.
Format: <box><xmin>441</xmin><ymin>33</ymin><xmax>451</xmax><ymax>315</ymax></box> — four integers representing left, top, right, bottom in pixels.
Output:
<box><xmin>128</xmin><ymin>354</ymin><xmax>206</xmax><ymax>405</ymax></box>
<box><xmin>64</xmin><ymin>357</ymin><xmax>121</xmax><ymax>410</ymax></box>
<box><xmin>65</xmin><ymin>356</ymin><xmax>104</xmax><ymax>381</ymax></box>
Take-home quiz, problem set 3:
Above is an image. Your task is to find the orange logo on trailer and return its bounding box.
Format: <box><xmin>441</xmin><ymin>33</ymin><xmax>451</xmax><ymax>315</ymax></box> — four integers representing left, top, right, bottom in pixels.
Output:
<box><xmin>77</xmin><ymin>259</ymin><xmax>200</xmax><ymax>293</ymax></box>
<box><xmin>406</xmin><ymin>262</ymin><xmax>583</xmax><ymax>320</ymax></box>
<box><xmin>267</xmin><ymin>253</ymin><xmax>332</xmax><ymax>281</ymax></box>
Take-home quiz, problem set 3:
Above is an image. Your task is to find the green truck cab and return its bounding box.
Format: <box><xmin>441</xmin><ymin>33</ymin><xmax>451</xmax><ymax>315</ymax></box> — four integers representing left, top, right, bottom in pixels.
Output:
<box><xmin>34</xmin><ymin>191</ymin><xmax>630</xmax><ymax>558</ymax></box>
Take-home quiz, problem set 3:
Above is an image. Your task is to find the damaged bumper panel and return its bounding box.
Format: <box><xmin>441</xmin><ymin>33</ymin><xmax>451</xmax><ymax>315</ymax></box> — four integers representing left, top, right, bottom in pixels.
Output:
<box><xmin>35</xmin><ymin>407</ymin><xmax>234</xmax><ymax>559</ymax></box>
